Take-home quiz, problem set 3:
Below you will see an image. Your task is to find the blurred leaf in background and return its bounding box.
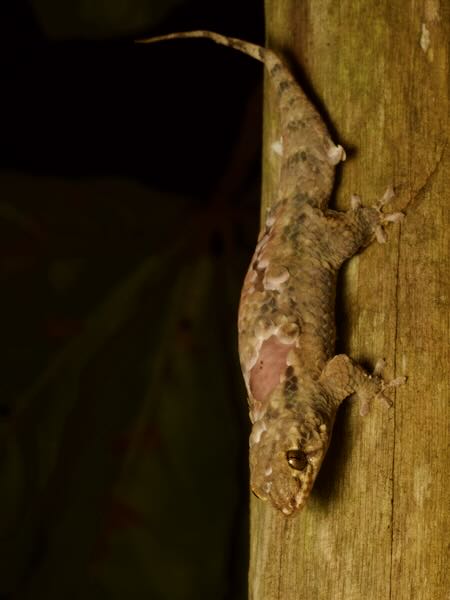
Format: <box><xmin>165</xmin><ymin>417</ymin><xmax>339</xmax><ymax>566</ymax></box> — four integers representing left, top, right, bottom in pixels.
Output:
<box><xmin>0</xmin><ymin>0</ymin><xmax>263</xmax><ymax>598</ymax></box>
<box><xmin>32</xmin><ymin>0</ymin><xmax>185</xmax><ymax>39</ymax></box>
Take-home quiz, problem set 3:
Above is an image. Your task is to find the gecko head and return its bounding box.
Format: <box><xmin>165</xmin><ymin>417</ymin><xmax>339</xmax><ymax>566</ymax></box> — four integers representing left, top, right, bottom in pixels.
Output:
<box><xmin>249</xmin><ymin>411</ymin><xmax>330</xmax><ymax>516</ymax></box>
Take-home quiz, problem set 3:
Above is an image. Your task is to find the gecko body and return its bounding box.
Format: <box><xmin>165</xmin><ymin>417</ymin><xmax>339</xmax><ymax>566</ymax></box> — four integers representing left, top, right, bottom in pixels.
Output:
<box><xmin>138</xmin><ymin>31</ymin><xmax>405</xmax><ymax>515</ymax></box>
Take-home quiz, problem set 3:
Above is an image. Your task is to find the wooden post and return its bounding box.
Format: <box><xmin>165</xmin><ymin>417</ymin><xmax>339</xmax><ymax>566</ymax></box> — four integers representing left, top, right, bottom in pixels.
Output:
<box><xmin>250</xmin><ymin>2</ymin><xmax>450</xmax><ymax>598</ymax></box>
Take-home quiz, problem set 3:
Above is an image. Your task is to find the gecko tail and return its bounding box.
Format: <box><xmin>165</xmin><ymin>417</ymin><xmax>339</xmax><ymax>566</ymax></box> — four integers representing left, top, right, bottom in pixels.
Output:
<box><xmin>137</xmin><ymin>30</ymin><xmax>344</xmax><ymax>205</ymax></box>
<box><xmin>135</xmin><ymin>30</ymin><xmax>309</xmax><ymax>133</ymax></box>
<box><xmin>136</xmin><ymin>30</ymin><xmax>267</xmax><ymax>64</ymax></box>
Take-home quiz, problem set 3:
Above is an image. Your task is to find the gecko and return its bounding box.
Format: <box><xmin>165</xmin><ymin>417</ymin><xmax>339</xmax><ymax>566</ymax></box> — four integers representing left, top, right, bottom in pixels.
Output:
<box><xmin>137</xmin><ymin>31</ymin><xmax>406</xmax><ymax>516</ymax></box>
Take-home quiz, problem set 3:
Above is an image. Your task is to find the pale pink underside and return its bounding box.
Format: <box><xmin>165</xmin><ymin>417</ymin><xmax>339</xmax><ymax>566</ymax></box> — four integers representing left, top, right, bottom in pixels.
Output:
<box><xmin>249</xmin><ymin>335</ymin><xmax>294</xmax><ymax>404</ymax></box>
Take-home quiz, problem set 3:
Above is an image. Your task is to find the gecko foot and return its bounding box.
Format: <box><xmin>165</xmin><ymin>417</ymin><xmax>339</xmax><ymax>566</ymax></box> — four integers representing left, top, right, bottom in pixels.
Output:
<box><xmin>351</xmin><ymin>186</ymin><xmax>404</xmax><ymax>244</ymax></box>
<box><xmin>359</xmin><ymin>358</ymin><xmax>407</xmax><ymax>416</ymax></box>
<box><xmin>320</xmin><ymin>354</ymin><xmax>406</xmax><ymax>417</ymax></box>
<box><xmin>372</xmin><ymin>186</ymin><xmax>405</xmax><ymax>243</ymax></box>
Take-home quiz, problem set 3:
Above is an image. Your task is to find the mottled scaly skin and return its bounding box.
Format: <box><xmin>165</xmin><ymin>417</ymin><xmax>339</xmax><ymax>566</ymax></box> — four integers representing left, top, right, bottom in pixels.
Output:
<box><xmin>138</xmin><ymin>31</ymin><xmax>405</xmax><ymax>515</ymax></box>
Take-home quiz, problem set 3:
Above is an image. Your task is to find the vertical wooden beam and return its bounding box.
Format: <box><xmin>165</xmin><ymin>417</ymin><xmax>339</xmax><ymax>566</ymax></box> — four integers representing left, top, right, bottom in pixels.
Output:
<box><xmin>250</xmin><ymin>2</ymin><xmax>449</xmax><ymax>598</ymax></box>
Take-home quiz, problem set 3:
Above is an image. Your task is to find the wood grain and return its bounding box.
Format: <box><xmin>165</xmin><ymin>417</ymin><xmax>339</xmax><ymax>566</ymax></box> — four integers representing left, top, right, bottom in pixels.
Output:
<box><xmin>250</xmin><ymin>1</ymin><xmax>449</xmax><ymax>598</ymax></box>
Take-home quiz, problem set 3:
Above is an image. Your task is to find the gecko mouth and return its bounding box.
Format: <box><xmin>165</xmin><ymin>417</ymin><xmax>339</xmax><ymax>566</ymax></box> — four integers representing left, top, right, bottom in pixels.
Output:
<box><xmin>283</xmin><ymin>471</ymin><xmax>316</xmax><ymax>515</ymax></box>
<box><xmin>251</xmin><ymin>459</ymin><xmax>316</xmax><ymax>516</ymax></box>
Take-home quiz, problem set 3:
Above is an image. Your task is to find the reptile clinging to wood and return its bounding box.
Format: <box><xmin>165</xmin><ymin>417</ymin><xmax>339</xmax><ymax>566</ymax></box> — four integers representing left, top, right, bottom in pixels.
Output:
<box><xmin>137</xmin><ymin>30</ymin><xmax>406</xmax><ymax>516</ymax></box>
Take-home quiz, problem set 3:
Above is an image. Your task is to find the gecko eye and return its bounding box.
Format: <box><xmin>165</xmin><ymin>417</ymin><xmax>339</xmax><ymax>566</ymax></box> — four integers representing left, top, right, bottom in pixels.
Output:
<box><xmin>286</xmin><ymin>449</ymin><xmax>308</xmax><ymax>471</ymax></box>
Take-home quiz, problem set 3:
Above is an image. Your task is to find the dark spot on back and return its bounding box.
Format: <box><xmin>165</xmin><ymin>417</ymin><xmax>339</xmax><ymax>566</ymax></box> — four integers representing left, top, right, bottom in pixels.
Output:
<box><xmin>282</xmin><ymin>221</ymin><xmax>301</xmax><ymax>243</ymax></box>
<box><xmin>293</xmin><ymin>193</ymin><xmax>312</xmax><ymax>207</ymax></box>
<box><xmin>284</xmin><ymin>365</ymin><xmax>298</xmax><ymax>396</ymax></box>
<box><xmin>284</xmin><ymin>375</ymin><xmax>298</xmax><ymax>396</ymax></box>
<box><xmin>287</xmin><ymin>150</ymin><xmax>308</xmax><ymax>168</ymax></box>
<box><xmin>270</xmin><ymin>62</ymin><xmax>282</xmax><ymax>76</ymax></box>
<box><xmin>286</xmin><ymin>95</ymin><xmax>299</xmax><ymax>108</ymax></box>
<box><xmin>266</xmin><ymin>407</ymin><xmax>280</xmax><ymax>420</ymax></box>
<box><xmin>287</xmin><ymin>119</ymin><xmax>306</xmax><ymax>131</ymax></box>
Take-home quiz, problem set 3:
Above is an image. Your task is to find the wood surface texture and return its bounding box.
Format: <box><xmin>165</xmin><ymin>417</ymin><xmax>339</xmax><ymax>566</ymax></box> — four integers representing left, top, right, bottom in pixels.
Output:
<box><xmin>249</xmin><ymin>1</ymin><xmax>449</xmax><ymax>598</ymax></box>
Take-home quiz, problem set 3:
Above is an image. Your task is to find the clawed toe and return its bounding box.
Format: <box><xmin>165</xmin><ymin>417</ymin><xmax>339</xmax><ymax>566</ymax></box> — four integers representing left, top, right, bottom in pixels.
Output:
<box><xmin>373</xmin><ymin>186</ymin><xmax>405</xmax><ymax>243</ymax></box>
<box><xmin>373</xmin><ymin>359</ymin><xmax>407</xmax><ymax>409</ymax></box>
<box><xmin>358</xmin><ymin>360</ymin><xmax>407</xmax><ymax>416</ymax></box>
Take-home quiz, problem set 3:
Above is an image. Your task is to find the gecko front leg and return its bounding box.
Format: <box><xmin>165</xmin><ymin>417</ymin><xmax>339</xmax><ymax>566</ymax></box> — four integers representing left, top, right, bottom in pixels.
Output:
<box><xmin>321</xmin><ymin>355</ymin><xmax>406</xmax><ymax>417</ymax></box>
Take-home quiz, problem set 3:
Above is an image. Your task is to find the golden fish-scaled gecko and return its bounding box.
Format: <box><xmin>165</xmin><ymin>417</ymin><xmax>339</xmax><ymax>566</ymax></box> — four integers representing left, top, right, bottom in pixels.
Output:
<box><xmin>137</xmin><ymin>31</ymin><xmax>406</xmax><ymax>516</ymax></box>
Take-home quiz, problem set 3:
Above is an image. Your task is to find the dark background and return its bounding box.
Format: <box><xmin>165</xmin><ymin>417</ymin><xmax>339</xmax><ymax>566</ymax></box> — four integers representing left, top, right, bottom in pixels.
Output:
<box><xmin>0</xmin><ymin>1</ymin><xmax>264</xmax><ymax>598</ymax></box>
